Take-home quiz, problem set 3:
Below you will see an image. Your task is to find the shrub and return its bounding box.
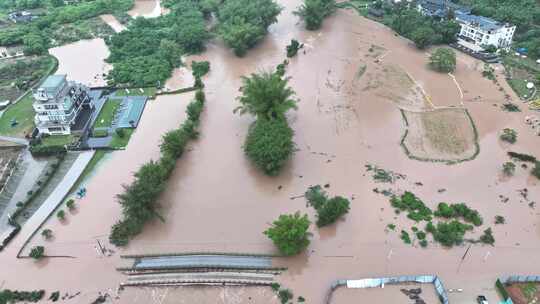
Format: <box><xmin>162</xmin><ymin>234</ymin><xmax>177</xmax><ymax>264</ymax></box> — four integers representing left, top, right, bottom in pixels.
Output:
<box><xmin>186</xmin><ymin>99</ymin><xmax>204</xmax><ymax>123</ymax></box>
<box><xmin>264</xmin><ymin>212</ymin><xmax>311</xmax><ymax>256</ymax></box>
<box><xmin>400</xmin><ymin>230</ymin><xmax>411</xmax><ymax>244</ymax></box>
<box><xmin>503</xmin><ymin>162</ymin><xmax>516</xmax><ymax>176</ymax></box>
<box><xmin>191</xmin><ymin>61</ymin><xmax>210</xmax><ymax>78</ymax></box>
<box><xmin>429</xmin><ymin>48</ymin><xmax>456</xmax><ymax>73</ymax></box>
<box><xmin>286</xmin><ymin>39</ymin><xmax>301</xmax><ymax>57</ymax></box>
<box><xmin>315</xmin><ymin>196</ymin><xmax>350</xmax><ymax>227</ymax></box>
<box><xmin>500</xmin><ymin>128</ymin><xmax>517</xmax><ymax>144</ymax></box>
<box><xmin>66</xmin><ymin>199</ymin><xmax>75</xmax><ymax>210</ymax></box>
<box><xmin>428</xmin><ymin>220</ymin><xmax>473</xmax><ymax>247</ymax></box>
<box><xmin>0</xmin><ymin>289</ymin><xmax>45</xmax><ymax>302</ymax></box>
<box><xmin>390</xmin><ymin>192</ymin><xmax>432</xmax><ymax>222</ymax></box>
<box><xmin>305</xmin><ymin>185</ymin><xmax>328</xmax><ymax>210</ymax></box>
<box><xmin>160</xmin><ymin>128</ymin><xmax>189</xmax><ymax>158</ymax></box>
<box><xmin>495</xmin><ymin>215</ymin><xmax>505</xmax><ymax>224</ymax></box>
<box><xmin>419</xmin><ymin>239</ymin><xmax>428</xmax><ymax>247</ymax></box>
<box><xmin>295</xmin><ymin>0</ymin><xmax>337</xmax><ymax>30</ymax></box>
<box><xmin>387</xmin><ymin>223</ymin><xmax>396</xmax><ymax>231</ymax></box>
<box><xmin>502</xmin><ymin>103</ymin><xmax>520</xmax><ymax>112</ymax></box>
<box><xmin>270</xmin><ymin>283</ymin><xmax>281</xmax><ymax>291</ymax></box>
<box><xmin>29</xmin><ymin>246</ymin><xmax>44</xmax><ymax>260</ymax></box>
<box><xmin>278</xmin><ymin>289</ymin><xmax>293</xmax><ymax>304</ymax></box>
<box><xmin>244</xmin><ymin>118</ymin><xmax>294</xmax><ymax>176</ymax></box>
<box><xmin>508</xmin><ymin>152</ymin><xmax>536</xmax><ymax>162</ymax></box>
<box><xmin>41</xmin><ymin>229</ymin><xmax>53</xmax><ymax>239</ymax></box>
<box><xmin>116</xmin><ymin>128</ymin><xmax>125</xmax><ymax>138</ymax></box>
<box><xmin>57</xmin><ymin>210</ymin><xmax>65</xmax><ymax>220</ymax></box>
<box><xmin>533</xmin><ymin>162</ymin><xmax>540</xmax><ymax>179</ymax></box>
<box><xmin>479</xmin><ymin>228</ymin><xmax>495</xmax><ymax>245</ymax></box>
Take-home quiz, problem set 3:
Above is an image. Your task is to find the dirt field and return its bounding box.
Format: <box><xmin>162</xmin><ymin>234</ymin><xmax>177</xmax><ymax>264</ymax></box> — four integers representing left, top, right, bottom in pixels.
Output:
<box><xmin>402</xmin><ymin>108</ymin><xmax>478</xmax><ymax>162</ymax></box>
<box><xmin>330</xmin><ymin>284</ymin><xmax>441</xmax><ymax>304</ymax></box>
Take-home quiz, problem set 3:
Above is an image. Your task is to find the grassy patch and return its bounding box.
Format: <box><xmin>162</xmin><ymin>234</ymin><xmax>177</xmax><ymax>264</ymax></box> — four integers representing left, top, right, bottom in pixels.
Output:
<box><xmin>507</xmin><ymin>78</ymin><xmax>535</xmax><ymax>99</ymax></box>
<box><xmin>115</xmin><ymin>87</ymin><xmax>157</xmax><ymax>97</ymax></box>
<box><xmin>40</xmin><ymin>134</ymin><xmax>77</xmax><ymax>147</ymax></box>
<box><xmin>109</xmin><ymin>128</ymin><xmax>134</xmax><ymax>148</ymax></box>
<box><xmin>94</xmin><ymin>99</ymin><xmax>121</xmax><ymax>128</ymax></box>
<box><xmin>0</xmin><ymin>92</ymin><xmax>35</xmax><ymax>137</ymax></box>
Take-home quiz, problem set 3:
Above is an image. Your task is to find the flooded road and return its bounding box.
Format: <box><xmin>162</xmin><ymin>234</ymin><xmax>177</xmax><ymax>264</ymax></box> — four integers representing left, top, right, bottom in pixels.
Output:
<box><xmin>100</xmin><ymin>14</ymin><xmax>126</xmax><ymax>33</ymax></box>
<box><xmin>49</xmin><ymin>39</ymin><xmax>111</xmax><ymax>87</ymax></box>
<box><xmin>2</xmin><ymin>1</ymin><xmax>540</xmax><ymax>304</ymax></box>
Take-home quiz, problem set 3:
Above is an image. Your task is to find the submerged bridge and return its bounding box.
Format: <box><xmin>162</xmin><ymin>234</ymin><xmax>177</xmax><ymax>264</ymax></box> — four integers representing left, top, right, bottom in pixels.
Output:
<box><xmin>118</xmin><ymin>253</ymin><xmax>285</xmax><ymax>287</ymax></box>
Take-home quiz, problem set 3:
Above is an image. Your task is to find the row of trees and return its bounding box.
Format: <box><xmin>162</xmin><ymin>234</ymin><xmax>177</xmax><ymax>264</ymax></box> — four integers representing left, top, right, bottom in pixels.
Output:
<box><xmin>382</xmin><ymin>4</ymin><xmax>460</xmax><ymax>49</ymax></box>
<box><xmin>217</xmin><ymin>0</ymin><xmax>282</xmax><ymax>56</ymax></box>
<box><xmin>106</xmin><ymin>1</ymin><xmax>209</xmax><ymax>86</ymax></box>
<box><xmin>109</xmin><ymin>89</ymin><xmax>206</xmax><ymax>246</ymax></box>
<box><xmin>235</xmin><ymin>68</ymin><xmax>297</xmax><ymax>176</ymax></box>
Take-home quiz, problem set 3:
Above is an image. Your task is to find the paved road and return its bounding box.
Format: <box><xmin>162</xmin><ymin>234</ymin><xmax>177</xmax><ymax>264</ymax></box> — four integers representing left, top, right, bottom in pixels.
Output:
<box><xmin>0</xmin><ymin>136</ymin><xmax>28</xmax><ymax>146</ymax></box>
<box><xmin>134</xmin><ymin>254</ymin><xmax>273</xmax><ymax>269</ymax></box>
<box><xmin>13</xmin><ymin>150</ymin><xmax>95</xmax><ymax>254</ymax></box>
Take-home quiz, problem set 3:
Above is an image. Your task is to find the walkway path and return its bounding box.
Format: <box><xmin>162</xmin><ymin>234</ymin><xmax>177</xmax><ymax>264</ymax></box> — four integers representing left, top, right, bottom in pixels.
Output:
<box><xmin>13</xmin><ymin>150</ymin><xmax>95</xmax><ymax>254</ymax></box>
<box><xmin>0</xmin><ymin>136</ymin><xmax>28</xmax><ymax>146</ymax></box>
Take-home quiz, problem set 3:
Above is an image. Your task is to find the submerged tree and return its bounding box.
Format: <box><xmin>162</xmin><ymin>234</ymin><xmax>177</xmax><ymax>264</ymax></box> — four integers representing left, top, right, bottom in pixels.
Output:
<box><xmin>264</xmin><ymin>212</ymin><xmax>311</xmax><ymax>256</ymax></box>
<box><xmin>244</xmin><ymin>118</ymin><xmax>294</xmax><ymax>176</ymax></box>
<box><xmin>295</xmin><ymin>0</ymin><xmax>336</xmax><ymax>30</ymax></box>
<box><xmin>429</xmin><ymin>48</ymin><xmax>456</xmax><ymax>73</ymax></box>
<box><xmin>234</xmin><ymin>71</ymin><xmax>297</xmax><ymax>120</ymax></box>
<box><xmin>29</xmin><ymin>246</ymin><xmax>45</xmax><ymax>260</ymax></box>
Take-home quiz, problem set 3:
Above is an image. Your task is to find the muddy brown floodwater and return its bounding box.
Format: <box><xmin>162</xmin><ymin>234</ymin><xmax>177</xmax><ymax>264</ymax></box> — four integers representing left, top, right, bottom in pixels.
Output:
<box><xmin>48</xmin><ymin>39</ymin><xmax>111</xmax><ymax>87</ymax></box>
<box><xmin>1</xmin><ymin>1</ymin><xmax>540</xmax><ymax>304</ymax></box>
<box><xmin>128</xmin><ymin>0</ymin><xmax>167</xmax><ymax>18</ymax></box>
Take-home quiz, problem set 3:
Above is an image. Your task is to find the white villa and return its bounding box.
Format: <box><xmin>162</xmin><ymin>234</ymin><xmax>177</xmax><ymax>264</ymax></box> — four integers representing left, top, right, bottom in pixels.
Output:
<box><xmin>455</xmin><ymin>12</ymin><xmax>515</xmax><ymax>50</ymax></box>
<box><xmin>33</xmin><ymin>75</ymin><xmax>94</xmax><ymax>135</ymax></box>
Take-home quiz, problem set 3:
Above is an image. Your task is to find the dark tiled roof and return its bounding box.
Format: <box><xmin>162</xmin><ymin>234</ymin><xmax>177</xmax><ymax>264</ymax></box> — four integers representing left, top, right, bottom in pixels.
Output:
<box><xmin>455</xmin><ymin>11</ymin><xmax>504</xmax><ymax>31</ymax></box>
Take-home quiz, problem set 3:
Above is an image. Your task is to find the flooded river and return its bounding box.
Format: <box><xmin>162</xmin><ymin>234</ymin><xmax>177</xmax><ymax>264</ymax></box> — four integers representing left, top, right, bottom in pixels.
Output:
<box><xmin>2</xmin><ymin>1</ymin><xmax>540</xmax><ymax>304</ymax></box>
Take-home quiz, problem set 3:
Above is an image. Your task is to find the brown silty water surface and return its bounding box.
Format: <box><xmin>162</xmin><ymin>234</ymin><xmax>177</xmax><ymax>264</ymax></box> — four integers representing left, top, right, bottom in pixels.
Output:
<box><xmin>48</xmin><ymin>39</ymin><xmax>111</xmax><ymax>86</ymax></box>
<box><xmin>128</xmin><ymin>0</ymin><xmax>167</xmax><ymax>18</ymax></box>
<box><xmin>1</xmin><ymin>1</ymin><xmax>540</xmax><ymax>303</ymax></box>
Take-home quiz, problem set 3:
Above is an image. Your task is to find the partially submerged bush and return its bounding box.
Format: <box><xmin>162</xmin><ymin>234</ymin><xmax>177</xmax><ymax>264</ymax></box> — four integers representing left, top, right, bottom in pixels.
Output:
<box><xmin>508</xmin><ymin>152</ymin><xmax>536</xmax><ymax>162</ymax></box>
<box><xmin>434</xmin><ymin>202</ymin><xmax>483</xmax><ymax>226</ymax></box>
<box><xmin>41</xmin><ymin>229</ymin><xmax>52</xmax><ymax>240</ymax></box>
<box><xmin>495</xmin><ymin>215</ymin><xmax>505</xmax><ymax>224</ymax></box>
<box><xmin>429</xmin><ymin>48</ymin><xmax>456</xmax><ymax>73</ymax></box>
<box><xmin>29</xmin><ymin>246</ymin><xmax>44</xmax><ymax>260</ymax></box>
<box><xmin>400</xmin><ymin>230</ymin><xmax>411</xmax><ymax>244</ymax></box>
<box><xmin>427</xmin><ymin>220</ymin><xmax>473</xmax><ymax>247</ymax></box>
<box><xmin>295</xmin><ymin>0</ymin><xmax>337</xmax><ymax>30</ymax></box>
<box><xmin>264</xmin><ymin>212</ymin><xmax>311</xmax><ymax>256</ymax></box>
<box><xmin>56</xmin><ymin>210</ymin><xmax>65</xmax><ymax>221</ymax></box>
<box><xmin>479</xmin><ymin>228</ymin><xmax>495</xmax><ymax>245</ymax></box>
<box><xmin>390</xmin><ymin>192</ymin><xmax>432</xmax><ymax>222</ymax></box>
<box><xmin>286</xmin><ymin>39</ymin><xmax>302</xmax><ymax>58</ymax></box>
<box><xmin>503</xmin><ymin>162</ymin><xmax>516</xmax><ymax>176</ymax></box>
<box><xmin>244</xmin><ymin>118</ymin><xmax>294</xmax><ymax>176</ymax></box>
<box><xmin>66</xmin><ymin>199</ymin><xmax>75</xmax><ymax>210</ymax></box>
<box><xmin>533</xmin><ymin>162</ymin><xmax>540</xmax><ymax>180</ymax></box>
<box><xmin>191</xmin><ymin>61</ymin><xmax>210</xmax><ymax>78</ymax></box>
<box><xmin>500</xmin><ymin>128</ymin><xmax>517</xmax><ymax>144</ymax></box>
<box><xmin>0</xmin><ymin>289</ymin><xmax>45</xmax><ymax>303</ymax></box>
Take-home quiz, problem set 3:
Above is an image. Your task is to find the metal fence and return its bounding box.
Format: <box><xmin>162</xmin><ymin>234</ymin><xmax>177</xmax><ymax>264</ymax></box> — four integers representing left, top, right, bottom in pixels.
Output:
<box><xmin>326</xmin><ymin>275</ymin><xmax>449</xmax><ymax>304</ymax></box>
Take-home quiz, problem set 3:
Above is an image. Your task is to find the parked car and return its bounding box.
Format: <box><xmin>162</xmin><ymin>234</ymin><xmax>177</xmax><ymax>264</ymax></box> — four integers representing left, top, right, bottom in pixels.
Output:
<box><xmin>477</xmin><ymin>295</ymin><xmax>488</xmax><ymax>304</ymax></box>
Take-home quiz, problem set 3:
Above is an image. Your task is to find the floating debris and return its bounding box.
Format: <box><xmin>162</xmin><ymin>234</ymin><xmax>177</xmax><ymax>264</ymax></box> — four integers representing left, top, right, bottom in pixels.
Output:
<box><xmin>365</xmin><ymin>164</ymin><xmax>405</xmax><ymax>183</ymax></box>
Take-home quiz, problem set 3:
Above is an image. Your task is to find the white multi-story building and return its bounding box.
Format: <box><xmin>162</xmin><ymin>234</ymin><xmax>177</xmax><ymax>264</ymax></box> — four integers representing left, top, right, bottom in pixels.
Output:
<box><xmin>455</xmin><ymin>12</ymin><xmax>515</xmax><ymax>50</ymax></box>
<box><xmin>33</xmin><ymin>75</ymin><xmax>94</xmax><ymax>135</ymax></box>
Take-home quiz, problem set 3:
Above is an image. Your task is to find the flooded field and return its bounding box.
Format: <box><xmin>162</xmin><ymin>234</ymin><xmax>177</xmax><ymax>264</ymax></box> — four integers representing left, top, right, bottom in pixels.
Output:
<box><xmin>1</xmin><ymin>1</ymin><xmax>540</xmax><ymax>304</ymax></box>
<box><xmin>330</xmin><ymin>284</ymin><xmax>440</xmax><ymax>304</ymax></box>
<box><xmin>49</xmin><ymin>39</ymin><xmax>111</xmax><ymax>87</ymax></box>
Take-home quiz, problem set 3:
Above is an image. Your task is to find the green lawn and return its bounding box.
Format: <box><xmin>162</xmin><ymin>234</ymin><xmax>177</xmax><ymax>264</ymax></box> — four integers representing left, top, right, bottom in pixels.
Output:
<box><xmin>0</xmin><ymin>92</ymin><xmax>35</xmax><ymax>137</ymax></box>
<box><xmin>40</xmin><ymin>134</ymin><xmax>77</xmax><ymax>147</ymax></box>
<box><xmin>115</xmin><ymin>87</ymin><xmax>157</xmax><ymax>97</ymax></box>
<box><xmin>507</xmin><ymin>78</ymin><xmax>536</xmax><ymax>99</ymax></box>
<box><xmin>110</xmin><ymin>128</ymin><xmax>134</xmax><ymax>148</ymax></box>
<box><xmin>94</xmin><ymin>98</ymin><xmax>121</xmax><ymax>128</ymax></box>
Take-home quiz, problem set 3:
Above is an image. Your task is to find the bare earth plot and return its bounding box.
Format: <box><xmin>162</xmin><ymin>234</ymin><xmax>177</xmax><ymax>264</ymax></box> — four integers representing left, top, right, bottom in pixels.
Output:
<box><xmin>401</xmin><ymin>108</ymin><xmax>479</xmax><ymax>163</ymax></box>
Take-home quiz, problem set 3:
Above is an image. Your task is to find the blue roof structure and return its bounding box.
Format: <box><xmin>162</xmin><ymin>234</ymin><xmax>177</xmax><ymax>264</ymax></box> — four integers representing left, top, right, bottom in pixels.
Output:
<box><xmin>455</xmin><ymin>11</ymin><xmax>504</xmax><ymax>32</ymax></box>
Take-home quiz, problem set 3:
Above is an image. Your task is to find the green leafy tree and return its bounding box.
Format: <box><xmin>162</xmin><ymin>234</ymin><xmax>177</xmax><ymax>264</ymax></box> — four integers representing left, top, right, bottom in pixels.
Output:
<box><xmin>500</xmin><ymin>128</ymin><xmax>517</xmax><ymax>144</ymax></box>
<box><xmin>294</xmin><ymin>0</ymin><xmax>337</xmax><ymax>30</ymax></box>
<box><xmin>244</xmin><ymin>118</ymin><xmax>294</xmax><ymax>176</ymax></box>
<box><xmin>264</xmin><ymin>212</ymin><xmax>311</xmax><ymax>256</ymax></box>
<box><xmin>429</xmin><ymin>48</ymin><xmax>456</xmax><ymax>73</ymax></box>
<box><xmin>503</xmin><ymin>162</ymin><xmax>516</xmax><ymax>176</ymax></box>
<box><xmin>234</xmin><ymin>71</ymin><xmax>297</xmax><ymax>120</ymax></box>
<box><xmin>29</xmin><ymin>246</ymin><xmax>45</xmax><ymax>260</ymax></box>
<box><xmin>57</xmin><ymin>210</ymin><xmax>65</xmax><ymax>220</ymax></box>
<box><xmin>411</xmin><ymin>26</ymin><xmax>435</xmax><ymax>49</ymax></box>
<box><xmin>316</xmin><ymin>196</ymin><xmax>350</xmax><ymax>227</ymax></box>
<box><xmin>191</xmin><ymin>61</ymin><xmax>210</xmax><ymax>78</ymax></box>
<box><xmin>218</xmin><ymin>0</ymin><xmax>281</xmax><ymax>56</ymax></box>
<box><xmin>41</xmin><ymin>229</ymin><xmax>53</xmax><ymax>239</ymax></box>
<box><xmin>66</xmin><ymin>199</ymin><xmax>75</xmax><ymax>210</ymax></box>
<box><xmin>22</xmin><ymin>31</ymin><xmax>49</xmax><ymax>55</ymax></box>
